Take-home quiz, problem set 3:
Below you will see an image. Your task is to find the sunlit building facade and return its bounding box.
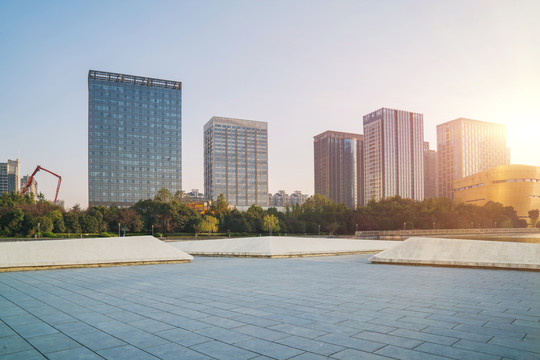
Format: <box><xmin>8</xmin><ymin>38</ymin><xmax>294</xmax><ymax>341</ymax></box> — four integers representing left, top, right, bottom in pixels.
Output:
<box><xmin>424</xmin><ymin>142</ymin><xmax>437</xmax><ymax>199</ymax></box>
<box><xmin>88</xmin><ymin>70</ymin><xmax>182</xmax><ymax>206</ymax></box>
<box><xmin>0</xmin><ymin>159</ymin><xmax>20</xmax><ymax>195</ymax></box>
<box><xmin>454</xmin><ymin>164</ymin><xmax>540</xmax><ymax>220</ymax></box>
<box><xmin>363</xmin><ymin>108</ymin><xmax>424</xmax><ymax>204</ymax></box>
<box><xmin>437</xmin><ymin>118</ymin><xmax>509</xmax><ymax>199</ymax></box>
<box><xmin>314</xmin><ymin>131</ymin><xmax>363</xmax><ymax>208</ymax></box>
<box><xmin>204</xmin><ymin>117</ymin><xmax>268</xmax><ymax>207</ymax></box>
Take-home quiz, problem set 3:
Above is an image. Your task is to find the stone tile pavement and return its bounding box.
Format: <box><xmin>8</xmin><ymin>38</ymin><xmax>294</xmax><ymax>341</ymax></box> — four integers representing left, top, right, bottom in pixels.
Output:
<box><xmin>0</xmin><ymin>255</ymin><xmax>539</xmax><ymax>359</ymax></box>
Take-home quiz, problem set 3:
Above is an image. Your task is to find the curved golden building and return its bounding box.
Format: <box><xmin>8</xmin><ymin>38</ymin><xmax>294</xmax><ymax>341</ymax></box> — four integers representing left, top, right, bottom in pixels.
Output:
<box><xmin>453</xmin><ymin>165</ymin><xmax>540</xmax><ymax>221</ymax></box>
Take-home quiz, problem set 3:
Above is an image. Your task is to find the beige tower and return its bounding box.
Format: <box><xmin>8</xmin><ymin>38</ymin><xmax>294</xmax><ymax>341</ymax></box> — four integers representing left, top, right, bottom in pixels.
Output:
<box><xmin>0</xmin><ymin>159</ymin><xmax>20</xmax><ymax>195</ymax></box>
<box><xmin>204</xmin><ymin>117</ymin><xmax>268</xmax><ymax>207</ymax></box>
<box><xmin>437</xmin><ymin>118</ymin><xmax>510</xmax><ymax>199</ymax></box>
<box><xmin>363</xmin><ymin>108</ymin><xmax>424</xmax><ymax>204</ymax></box>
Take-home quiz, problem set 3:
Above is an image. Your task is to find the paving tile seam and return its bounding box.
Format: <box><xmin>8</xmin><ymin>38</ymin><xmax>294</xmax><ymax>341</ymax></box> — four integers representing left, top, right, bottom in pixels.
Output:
<box><xmin>454</xmin><ymin>338</ymin><xmax>540</xmax><ymax>358</ymax></box>
<box><xmin>0</xmin><ymin>319</ymin><xmax>53</xmax><ymax>358</ymax></box>
<box><xmin>2</xmin><ymin>256</ymin><xmax>539</xmax><ymax>360</ymax></box>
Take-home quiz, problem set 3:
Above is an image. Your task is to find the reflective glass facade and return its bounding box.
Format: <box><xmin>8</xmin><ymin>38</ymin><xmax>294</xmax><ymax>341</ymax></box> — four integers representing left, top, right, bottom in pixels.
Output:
<box><xmin>437</xmin><ymin>118</ymin><xmax>509</xmax><ymax>199</ymax></box>
<box><xmin>204</xmin><ymin>117</ymin><xmax>268</xmax><ymax>206</ymax></box>
<box><xmin>88</xmin><ymin>70</ymin><xmax>182</xmax><ymax>206</ymax></box>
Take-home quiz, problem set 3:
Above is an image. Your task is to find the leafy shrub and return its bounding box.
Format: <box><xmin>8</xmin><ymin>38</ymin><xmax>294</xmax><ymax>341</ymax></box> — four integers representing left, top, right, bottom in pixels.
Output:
<box><xmin>99</xmin><ymin>232</ymin><xmax>115</xmax><ymax>237</ymax></box>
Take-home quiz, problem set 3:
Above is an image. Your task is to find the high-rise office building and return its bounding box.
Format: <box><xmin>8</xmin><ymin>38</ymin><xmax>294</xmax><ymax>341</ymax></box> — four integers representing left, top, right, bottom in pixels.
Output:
<box><xmin>423</xmin><ymin>142</ymin><xmax>437</xmax><ymax>199</ymax></box>
<box><xmin>363</xmin><ymin>108</ymin><xmax>424</xmax><ymax>204</ymax></box>
<box><xmin>313</xmin><ymin>131</ymin><xmax>363</xmax><ymax>208</ymax></box>
<box><xmin>88</xmin><ymin>70</ymin><xmax>182</xmax><ymax>206</ymax></box>
<box><xmin>437</xmin><ymin>118</ymin><xmax>509</xmax><ymax>198</ymax></box>
<box><xmin>0</xmin><ymin>159</ymin><xmax>20</xmax><ymax>195</ymax></box>
<box><xmin>204</xmin><ymin>116</ymin><xmax>268</xmax><ymax>207</ymax></box>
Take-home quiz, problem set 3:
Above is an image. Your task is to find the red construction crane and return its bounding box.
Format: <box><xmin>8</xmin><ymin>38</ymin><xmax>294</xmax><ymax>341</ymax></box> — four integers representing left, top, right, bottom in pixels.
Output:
<box><xmin>21</xmin><ymin>166</ymin><xmax>62</xmax><ymax>204</ymax></box>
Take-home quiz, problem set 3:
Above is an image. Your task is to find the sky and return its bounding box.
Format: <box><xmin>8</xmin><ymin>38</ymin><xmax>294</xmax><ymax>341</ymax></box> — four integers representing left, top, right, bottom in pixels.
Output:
<box><xmin>1</xmin><ymin>0</ymin><xmax>539</xmax><ymax>209</ymax></box>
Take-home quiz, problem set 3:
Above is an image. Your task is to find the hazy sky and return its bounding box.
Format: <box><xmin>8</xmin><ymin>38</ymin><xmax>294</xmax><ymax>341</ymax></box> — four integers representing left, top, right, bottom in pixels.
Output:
<box><xmin>1</xmin><ymin>0</ymin><xmax>539</xmax><ymax>208</ymax></box>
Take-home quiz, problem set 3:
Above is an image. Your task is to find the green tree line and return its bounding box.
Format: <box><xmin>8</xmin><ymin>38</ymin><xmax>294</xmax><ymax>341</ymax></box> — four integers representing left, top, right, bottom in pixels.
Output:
<box><xmin>0</xmin><ymin>188</ymin><xmax>535</xmax><ymax>238</ymax></box>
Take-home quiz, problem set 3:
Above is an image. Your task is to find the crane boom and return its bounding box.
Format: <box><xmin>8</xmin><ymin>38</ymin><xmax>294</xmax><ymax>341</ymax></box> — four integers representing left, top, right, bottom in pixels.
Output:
<box><xmin>21</xmin><ymin>165</ymin><xmax>62</xmax><ymax>204</ymax></box>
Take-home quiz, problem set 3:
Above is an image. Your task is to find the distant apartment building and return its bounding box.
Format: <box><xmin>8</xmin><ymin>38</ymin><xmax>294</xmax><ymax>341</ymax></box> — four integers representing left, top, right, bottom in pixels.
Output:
<box><xmin>204</xmin><ymin>116</ymin><xmax>268</xmax><ymax>207</ymax></box>
<box><xmin>423</xmin><ymin>142</ymin><xmax>437</xmax><ymax>199</ymax></box>
<box><xmin>314</xmin><ymin>131</ymin><xmax>363</xmax><ymax>208</ymax></box>
<box><xmin>437</xmin><ymin>118</ymin><xmax>509</xmax><ymax>198</ymax></box>
<box><xmin>363</xmin><ymin>108</ymin><xmax>424</xmax><ymax>204</ymax></box>
<box><xmin>269</xmin><ymin>190</ymin><xmax>288</xmax><ymax>207</ymax></box>
<box><xmin>88</xmin><ymin>70</ymin><xmax>182</xmax><ymax>206</ymax></box>
<box><xmin>268</xmin><ymin>190</ymin><xmax>309</xmax><ymax>207</ymax></box>
<box><xmin>186</xmin><ymin>189</ymin><xmax>206</xmax><ymax>201</ymax></box>
<box><xmin>0</xmin><ymin>159</ymin><xmax>20</xmax><ymax>195</ymax></box>
<box><xmin>288</xmin><ymin>190</ymin><xmax>309</xmax><ymax>206</ymax></box>
<box><xmin>20</xmin><ymin>175</ymin><xmax>38</xmax><ymax>198</ymax></box>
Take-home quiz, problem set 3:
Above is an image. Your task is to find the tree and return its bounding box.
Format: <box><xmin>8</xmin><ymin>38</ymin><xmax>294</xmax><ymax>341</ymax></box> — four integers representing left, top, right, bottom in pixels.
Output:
<box><xmin>118</xmin><ymin>208</ymin><xmax>144</xmax><ymax>232</ymax></box>
<box><xmin>174</xmin><ymin>190</ymin><xmax>189</xmax><ymax>203</ymax></box>
<box><xmin>0</xmin><ymin>208</ymin><xmax>24</xmax><ymax>236</ymax></box>
<box><xmin>245</xmin><ymin>204</ymin><xmax>264</xmax><ymax>233</ymax></box>
<box><xmin>194</xmin><ymin>216</ymin><xmax>219</xmax><ymax>236</ymax></box>
<box><xmin>154</xmin><ymin>188</ymin><xmax>174</xmax><ymax>203</ymax></box>
<box><xmin>262</xmin><ymin>214</ymin><xmax>280</xmax><ymax>235</ymax></box>
<box><xmin>64</xmin><ymin>211</ymin><xmax>81</xmax><ymax>234</ymax></box>
<box><xmin>47</xmin><ymin>210</ymin><xmax>66</xmax><ymax>233</ymax></box>
<box><xmin>529</xmin><ymin>209</ymin><xmax>539</xmax><ymax>228</ymax></box>
<box><xmin>326</xmin><ymin>221</ymin><xmax>341</xmax><ymax>236</ymax></box>
<box><xmin>211</xmin><ymin>193</ymin><xmax>230</xmax><ymax>216</ymax></box>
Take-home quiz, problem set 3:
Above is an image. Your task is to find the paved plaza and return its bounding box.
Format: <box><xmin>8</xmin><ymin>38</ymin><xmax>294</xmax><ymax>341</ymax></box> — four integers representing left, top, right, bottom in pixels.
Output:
<box><xmin>0</xmin><ymin>255</ymin><xmax>539</xmax><ymax>359</ymax></box>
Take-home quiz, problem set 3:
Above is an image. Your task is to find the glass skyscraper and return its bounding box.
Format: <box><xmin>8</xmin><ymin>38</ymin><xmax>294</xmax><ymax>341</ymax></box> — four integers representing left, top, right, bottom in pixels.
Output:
<box><xmin>204</xmin><ymin>117</ymin><xmax>268</xmax><ymax>207</ymax></box>
<box><xmin>88</xmin><ymin>70</ymin><xmax>182</xmax><ymax>206</ymax></box>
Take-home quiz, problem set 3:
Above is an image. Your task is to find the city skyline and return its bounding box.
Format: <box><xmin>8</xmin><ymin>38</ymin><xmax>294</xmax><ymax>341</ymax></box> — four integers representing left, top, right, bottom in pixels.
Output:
<box><xmin>1</xmin><ymin>1</ymin><xmax>540</xmax><ymax>208</ymax></box>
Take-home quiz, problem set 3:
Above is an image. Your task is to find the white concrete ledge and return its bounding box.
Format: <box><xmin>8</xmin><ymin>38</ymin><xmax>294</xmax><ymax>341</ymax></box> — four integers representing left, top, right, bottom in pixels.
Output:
<box><xmin>0</xmin><ymin>236</ymin><xmax>193</xmax><ymax>271</ymax></box>
<box><xmin>170</xmin><ymin>237</ymin><xmax>398</xmax><ymax>258</ymax></box>
<box><xmin>369</xmin><ymin>237</ymin><xmax>540</xmax><ymax>271</ymax></box>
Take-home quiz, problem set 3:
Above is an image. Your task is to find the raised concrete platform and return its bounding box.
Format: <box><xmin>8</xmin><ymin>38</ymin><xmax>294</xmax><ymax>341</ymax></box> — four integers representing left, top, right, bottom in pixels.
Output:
<box><xmin>170</xmin><ymin>236</ymin><xmax>398</xmax><ymax>258</ymax></box>
<box><xmin>370</xmin><ymin>237</ymin><xmax>540</xmax><ymax>270</ymax></box>
<box><xmin>0</xmin><ymin>236</ymin><xmax>193</xmax><ymax>272</ymax></box>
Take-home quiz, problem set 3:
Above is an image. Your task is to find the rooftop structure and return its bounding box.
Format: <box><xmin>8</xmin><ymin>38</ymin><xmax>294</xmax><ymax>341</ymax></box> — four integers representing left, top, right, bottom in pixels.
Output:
<box><xmin>170</xmin><ymin>237</ymin><xmax>397</xmax><ymax>257</ymax></box>
<box><xmin>0</xmin><ymin>236</ymin><xmax>192</xmax><ymax>271</ymax></box>
<box><xmin>371</xmin><ymin>236</ymin><xmax>540</xmax><ymax>270</ymax></box>
<box><xmin>88</xmin><ymin>70</ymin><xmax>182</xmax><ymax>206</ymax></box>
